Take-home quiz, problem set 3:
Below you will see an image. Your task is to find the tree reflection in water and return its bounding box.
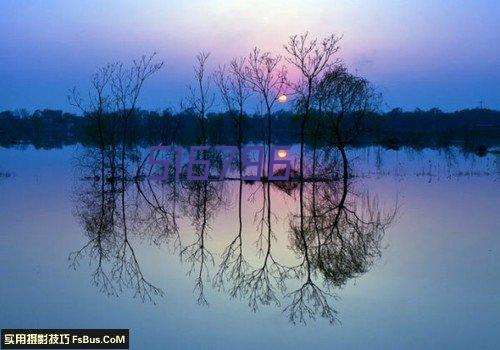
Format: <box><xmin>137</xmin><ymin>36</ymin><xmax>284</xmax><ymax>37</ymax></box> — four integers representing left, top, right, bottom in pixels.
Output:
<box><xmin>70</xmin><ymin>144</ymin><xmax>396</xmax><ymax>324</ymax></box>
<box><xmin>71</xmin><ymin>145</ymin><xmax>164</xmax><ymax>303</ymax></box>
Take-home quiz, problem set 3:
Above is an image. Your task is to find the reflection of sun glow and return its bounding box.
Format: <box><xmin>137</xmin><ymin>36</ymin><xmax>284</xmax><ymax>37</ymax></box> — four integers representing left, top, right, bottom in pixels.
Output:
<box><xmin>278</xmin><ymin>94</ymin><xmax>287</xmax><ymax>103</ymax></box>
<box><xmin>278</xmin><ymin>149</ymin><xmax>287</xmax><ymax>158</ymax></box>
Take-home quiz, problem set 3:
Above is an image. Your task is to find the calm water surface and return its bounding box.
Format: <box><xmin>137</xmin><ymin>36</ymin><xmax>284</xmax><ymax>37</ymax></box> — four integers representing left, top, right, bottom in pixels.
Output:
<box><xmin>0</xmin><ymin>145</ymin><xmax>499</xmax><ymax>349</ymax></box>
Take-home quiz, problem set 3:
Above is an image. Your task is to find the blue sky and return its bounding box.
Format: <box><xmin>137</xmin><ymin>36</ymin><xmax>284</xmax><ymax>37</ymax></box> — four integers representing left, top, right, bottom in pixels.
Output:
<box><xmin>1</xmin><ymin>0</ymin><xmax>499</xmax><ymax>112</ymax></box>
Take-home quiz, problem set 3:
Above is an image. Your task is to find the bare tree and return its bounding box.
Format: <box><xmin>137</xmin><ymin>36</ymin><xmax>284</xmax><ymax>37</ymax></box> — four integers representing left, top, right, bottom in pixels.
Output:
<box><xmin>284</xmin><ymin>32</ymin><xmax>342</xmax><ymax>179</ymax></box>
<box><xmin>68</xmin><ymin>64</ymin><xmax>116</xmax><ymax>146</ymax></box>
<box><xmin>213</xmin><ymin>58</ymin><xmax>251</xmax><ymax>174</ymax></box>
<box><xmin>69</xmin><ymin>54</ymin><xmax>163</xmax><ymax>181</ymax></box>
<box><xmin>69</xmin><ymin>64</ymin><xmax>118</xmax><ymax>183</ymax></box>
<box><xmin>186</xmin><ymin>52</ymin><xmax>214</xmax><ymax>144</ymax></box>
<box><xmin>109</xmin><ymin>54</ymin><xmax>163</xmax><ymax>179</ymax></box>
<box><xmin>241</xmin><ymin>48</ymin><xmax>287</xmax><ymax>176</ymax></box>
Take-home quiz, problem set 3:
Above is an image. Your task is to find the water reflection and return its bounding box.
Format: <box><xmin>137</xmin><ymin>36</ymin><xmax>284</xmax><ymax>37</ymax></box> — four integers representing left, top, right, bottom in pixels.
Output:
<box><xmin>70</xmin><ymin>143</ymin><xmax>396</xmax><ymax>324</ymax></box>
<box><xmin>0</xmin><ymin>169</ymin><xmax>13</xmax><ymax>183</ymax></box>
<box><xmin>71</xmin><ymin>146</ymin><xmax>164</xmax><ymax>302</ymax></box>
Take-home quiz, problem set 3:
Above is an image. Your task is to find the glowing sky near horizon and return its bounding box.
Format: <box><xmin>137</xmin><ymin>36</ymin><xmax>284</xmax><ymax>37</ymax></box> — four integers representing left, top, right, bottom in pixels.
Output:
<box><xmin>1</xmin><ymin>0</ymin><xmax>499</xmax><ymax>112</ymax></box>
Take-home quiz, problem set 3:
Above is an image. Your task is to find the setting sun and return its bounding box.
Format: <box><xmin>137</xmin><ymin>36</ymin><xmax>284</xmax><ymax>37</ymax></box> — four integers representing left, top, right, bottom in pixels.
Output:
<box><xmin>278</xmin><ymin>94</ymin><xmax>287</xmax><ymax>103</ymax></box>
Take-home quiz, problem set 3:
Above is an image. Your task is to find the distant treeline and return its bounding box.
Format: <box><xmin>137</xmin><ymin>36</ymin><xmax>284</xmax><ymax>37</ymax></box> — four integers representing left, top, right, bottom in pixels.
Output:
<box><xmin>1</xmin><ymin>107</ymin><xmax>499</xmax><ymax>153</ymax></box>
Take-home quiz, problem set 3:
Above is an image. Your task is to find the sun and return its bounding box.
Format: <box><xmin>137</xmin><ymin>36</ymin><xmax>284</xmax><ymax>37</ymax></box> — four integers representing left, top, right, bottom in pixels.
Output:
<box><xmin>277</xmin><ymin>149</ymin><xmax>287</xmax><ymax>158</ymax></box>
<box><xmin>278</xmin><ymin>94</ymin><xmax>287</xmax><ymax>103</ymax></box>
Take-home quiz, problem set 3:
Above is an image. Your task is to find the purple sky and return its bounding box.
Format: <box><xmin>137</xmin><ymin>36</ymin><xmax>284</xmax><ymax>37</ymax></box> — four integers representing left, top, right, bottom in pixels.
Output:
<box><xmin>1</xmin><ymin>0</ymin><xmax>499</xmax><ymax>112</ymax></box>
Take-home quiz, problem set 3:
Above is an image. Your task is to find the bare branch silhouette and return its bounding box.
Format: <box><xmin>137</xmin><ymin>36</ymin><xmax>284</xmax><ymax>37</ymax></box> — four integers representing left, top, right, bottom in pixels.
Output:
<box><xmin>285</xmin><ymin>32</ymin><xmax>342</xmax><ymax>178</ymax></box>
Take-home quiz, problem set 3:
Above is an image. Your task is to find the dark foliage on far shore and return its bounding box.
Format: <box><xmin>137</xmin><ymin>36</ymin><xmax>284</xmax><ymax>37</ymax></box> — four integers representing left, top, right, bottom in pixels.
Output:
<box><xmin>0</xmin><ymin>107</ymin><xmax>499</xmax><ymax>154</ymax></box>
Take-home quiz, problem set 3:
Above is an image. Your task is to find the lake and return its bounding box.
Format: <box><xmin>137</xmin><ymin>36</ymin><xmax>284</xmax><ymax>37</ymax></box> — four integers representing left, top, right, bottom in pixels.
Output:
<box><xmin>0</xmin><ymin>145</ymin><xmax>499</xmax><ymax>349</ymax></box>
